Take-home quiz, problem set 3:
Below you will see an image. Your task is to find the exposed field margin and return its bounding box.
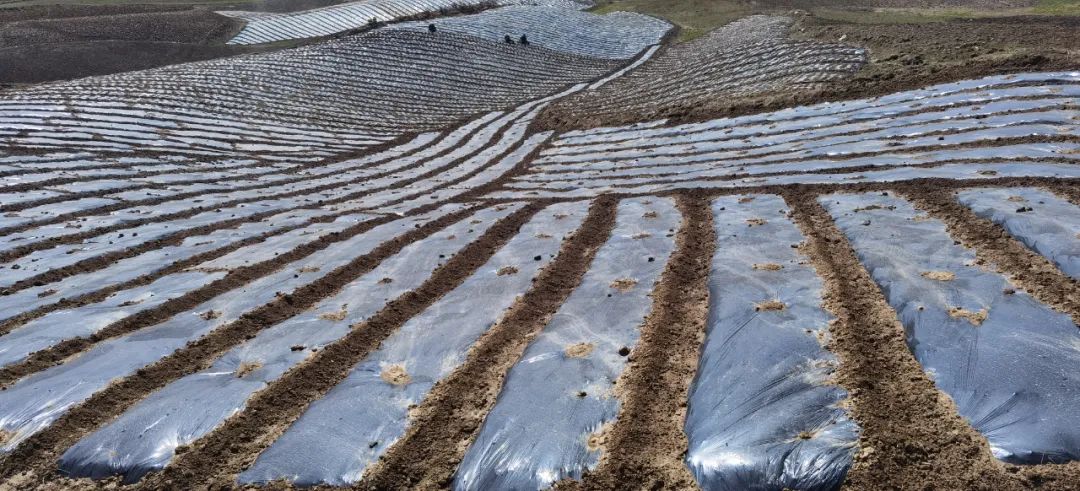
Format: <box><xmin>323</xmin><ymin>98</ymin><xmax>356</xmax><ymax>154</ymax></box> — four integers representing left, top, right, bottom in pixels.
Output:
<box><xmin>567</xmin><ymin>192</ymin><xmax>714</xmax><ymax>491</ymax></box>
<box><xmin>784</xmin><ymin>188</ymin><xmax>1080</xmax><ymax>490</ymax></box>
<box><xmin>134</xmin><ymin>203</ymin><xmax>545</xmax><ymax>489</ymax></box>
<box><xmin>899</xmin><ymin>186</ymin><xmax>1080</xmax><ymax>327</ymax></box>
<box><xmin>0</xmin><ymin>203</ymin><xmax>485</xmax><ymax>486</ymax></box>
<box><xmin>355</xmin><ymin>196</ymin><xmax>620</xmax><ymax>489</ymax></box>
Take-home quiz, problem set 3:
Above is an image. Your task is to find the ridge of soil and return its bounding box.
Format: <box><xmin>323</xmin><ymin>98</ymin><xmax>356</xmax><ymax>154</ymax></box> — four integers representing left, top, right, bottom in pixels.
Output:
<box><xmin>900</xmin><ymin>186</ymin><xmax>1080</xmax><ymax>326</ymax></box>
<box><xmin>358</xmin><ymin>197</ymin><xmax>619</xmax><ymax>489</ymax></box>
<box><xmin>571</xmin><ymin>192</ymin><xmax>715</xmax><ymax>491</ymax></box>
<box><xmin>0</xmin><ymin>203</ymin><xmax>485</xmax><ymax>486</ymax></box>
<box><xmin>141</xmin><ymin>204</ymin><xmax>544</xmax><ymax>488</ymax></box>
<box><xmin>785</xmin><ymin>187</ymin><xmax>1080</xmax><ymax>490</ymax></box>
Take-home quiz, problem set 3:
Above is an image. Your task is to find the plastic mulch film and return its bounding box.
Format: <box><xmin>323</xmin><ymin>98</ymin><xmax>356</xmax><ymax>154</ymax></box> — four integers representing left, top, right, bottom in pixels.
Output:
<box><xmin>454</xmin><ymin>197</ymin><xmax>679</xmax><ymax>490</ymax></box>
<box><xmin>0</xmin><ymin>211</ymin><xmax>396</xmax><ymax>453</ymax></box>
<box><xmin>56</xmin><ymin>203</ymin><xmax>520</xmax><ymax>482</ymax></box>
<box><xmin>238</xmin><ymin>200</ymin><xmax>590</xmax><ymax>486</ymax></box>
<box><xmin>822</xmin><ymin>191</ymin><xmax>1080</xmax><ymax>465</ymax></box>
<box><xmin>956</xmin><ymin>187</ymin><xmax>1080</xmax><ymax>279</ymax></box>
<box><xmin>683</xmin><ymin>194</ymin><xmax>858</xmax><ymax>491</ymax></box>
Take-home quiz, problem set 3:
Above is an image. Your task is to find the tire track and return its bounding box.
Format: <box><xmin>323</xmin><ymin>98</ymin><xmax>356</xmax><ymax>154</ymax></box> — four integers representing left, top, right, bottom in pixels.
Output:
<box><xmin>900</xmin><ymin>187</ymin><xmax>1080</xmax><ymax>326</ymax></box>
<box><xmin>137</xmin><ymin>204</ymin><xmax>544</xmax><ymax>489</ymax></box>
<box><xmin>0</xmin><ymin>204</ymin><xmax>483</xmax><ymax>484</ymax></box>
<box><xmin>572</xmin><ymin>193</ymin><xmax>714</xmax><ymax>491</ymax></box>
<box><xmin>358</xmin><ymin>197</ymin><xmax>619</xmax><ymax>490</ymax></box>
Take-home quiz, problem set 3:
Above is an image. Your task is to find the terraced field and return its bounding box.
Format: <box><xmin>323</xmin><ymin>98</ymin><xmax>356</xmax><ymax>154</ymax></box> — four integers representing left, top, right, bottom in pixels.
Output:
<box><xmin>0</xmin><ymin>2</ymin><xmax>1078</xmax><ymax>490</ymax></box>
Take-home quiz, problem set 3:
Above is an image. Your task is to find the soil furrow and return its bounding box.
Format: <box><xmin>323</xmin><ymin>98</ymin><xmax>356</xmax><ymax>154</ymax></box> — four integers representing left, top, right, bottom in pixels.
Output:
<box><xmin>0</xmin><ymin>118</ymin><xmax>512</xmax><ymax>292</ymax></box>
<box><xmin>0</xmin><ymin>134</ymin><xmax>423</xmax><ymax>214</ymax></box>
<box><xmin>532</xmin><ymin>134</ymin><xmax>1079</xmax><ymax>176</ymax></box>
<box><xmin>0</xmin><ymin>204</ymin><xmax>483</xmax><ymax>485</ymax></box>
<box><xmin>1046</xmin><ymin>182</ymin><xmax>1080</xmax><ymax>205</ymax></box>
<box><xmin>136</xmin><ymin>204</ymin><xmax>545</xmax><ymax>489</ymax></box>
<box><xmin>357</xmin><ymin>196</ymin><xmax>619</xmax><ymax>490</ymax></box>
<box><xmin>570</xmin><ymin>193</ymin><xmax>714</xmax><ymax>491</ymax></box>
<box><xmin>545</xmin><ymin>102</ymin><xmax>1075</xmax><ymax>158</ymax></box>
<box><xmin>523</xmin><ymin>155</ymin><xmax>1077</xmax><ymax>188</ymax></box>
<box><xmin>783</xmin><ymin>189</ymin><xmax>1080</xmax><ymax>490</ymax></box>
<box><xmin>0</xmin><ymin>129</ymin><xmax>456</xmax><ymax>244</ymax></box>
<box><xmin>0</xmin><ymin>213</ymin><xmax>398</xmax><ymax>386</ymax></box>
<box><xmin>899</xmin><ymin>187</ymin><xmax>1080</xmax><ymax>326</ymax></box>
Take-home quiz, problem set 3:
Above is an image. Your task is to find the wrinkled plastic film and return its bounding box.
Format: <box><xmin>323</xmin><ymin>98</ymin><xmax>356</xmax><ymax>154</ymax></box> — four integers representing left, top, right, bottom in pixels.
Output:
<box><xmin>684</xmin><ymin>194</ymin><xmax>857</xmax><ymax>491</ymax></box>
<box><xmin>956</xmin><ymin>187</ymin><xmax>1080</xmax><ymax>279</ymax></box>
<box><xmin>454</xmin><ymin>197</ymin><xmax>679</xmax><ymax>490</ymax></box>
<box><xmin>239</xmin><ymin>200</ymin><xmax>590</xmax><ymax>486</ymax></box>
<box><xmin>822</xmin><ymin>192</ymin><xmax>1080</xmax><ymax>465</ymax></box>
<box><xmin>56</xmin><ymin>204</ymin><xmax>520</xmax><ymax>482</ymax></box>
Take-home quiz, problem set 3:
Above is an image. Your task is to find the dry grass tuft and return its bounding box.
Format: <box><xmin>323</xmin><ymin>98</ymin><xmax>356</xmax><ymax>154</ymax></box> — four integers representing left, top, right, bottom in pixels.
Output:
<box><xmin>380</xmin><ymin>365</ymin><xmax>411</xmax><ymax>386</ymax></box>
<box><xmin>755</xmin><ymin>299</ymin><xmax>786</xmax><ymax>311</ymax></box>
<box><xmin>948</xmin><ymin>307</ymin><xmax>988</xmax><ymax>326</ymax></box>
<box><xmin>318</xmin><ymin>307</ymin><xmax>348</xmax><ymax>321</ymax></box>
<box><xmin>235</xmin><ymin>361</ymin><xmax>262</xmax><ymax>378</ymax></box>
<box><xmin>921</xmin><ymin>271</ymin><xmax>956</xmax><ymax>281</ymax></box>
<box><xmin>565</xmin><ymin>342</ymin><xmax>595</xmax><ymax>358</ymax></box>
<box><xmin>610</xmin><ymin>278</ymin><xmax>638</xmax><ymax>292</ymax></box>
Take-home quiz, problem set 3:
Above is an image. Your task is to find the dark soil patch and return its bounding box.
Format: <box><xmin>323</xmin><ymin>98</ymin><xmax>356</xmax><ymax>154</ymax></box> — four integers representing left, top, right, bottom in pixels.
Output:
<box><xmin>0</xmin><ymin>40</ymin><xmax>265</xmax><ymax>85</ymax></box>
<box><xmin>1</xmin><ymin>9</ymin><xmax>242</xmax><ymax>45</ymax></box>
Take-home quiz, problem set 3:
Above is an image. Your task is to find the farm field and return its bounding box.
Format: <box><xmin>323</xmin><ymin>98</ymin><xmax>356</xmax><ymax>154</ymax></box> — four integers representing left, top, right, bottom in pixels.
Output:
<box><xmin>0</xmin><ymin>0</ymin><xmax>1079</xmax><ymax>490</ymax></box>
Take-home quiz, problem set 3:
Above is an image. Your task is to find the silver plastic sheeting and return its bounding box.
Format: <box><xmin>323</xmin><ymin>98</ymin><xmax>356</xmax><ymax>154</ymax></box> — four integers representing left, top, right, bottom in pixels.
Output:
<box><xmin>0</xmin><ymin>211</ymin><xmax>397</xmax><ymax>453</ymax></box>
<box><xmin>391</xmin><ymin>7</ymin><xmax>671</xmax><ymax>60</ymax></box>
<box><xmin>455</xmin><ymin>197</ymin><xmax>679</xmax><ymax>490</ymax></box>
<box><xmin>685</xmin><ymin>195</ymin><xmax>856</xmax><ymax>491</ymax></box>
<box><xmin>0</xmin><ymin>270</ymin><xmax>226</xmax><ymax>368</ymax></box>
<box><xmin>956</xmin><ymin>187</ymin><xmax>1080</xmax><ymax>279</ymax></box>
<box><xmin>239</xmin><ymin>200</ymin><xmax>590</xmax><ymax>486</ymax></box>
<box><xmin>822</xmin><ymin>192</ymin><xmax>1080</xmax><ymax>465</ymax></box>
<box><xmin>57</xmin><ymin>204</ymin><xmax>520</xmax><ymax>482</ymax></box>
